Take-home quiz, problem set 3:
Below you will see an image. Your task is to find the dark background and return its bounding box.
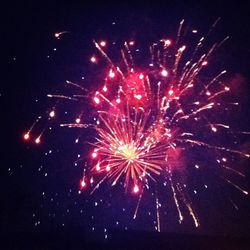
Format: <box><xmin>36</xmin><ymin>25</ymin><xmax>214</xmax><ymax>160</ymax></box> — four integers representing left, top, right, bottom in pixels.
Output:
<box><xmin>2</xmin><ymin>1</ymin><xmax>250</xmax><ymax>249</ymax></box>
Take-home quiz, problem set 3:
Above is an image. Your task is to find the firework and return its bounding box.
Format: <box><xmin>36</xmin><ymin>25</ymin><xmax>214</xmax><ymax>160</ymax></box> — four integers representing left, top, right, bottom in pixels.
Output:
<box><xmin>24</xmin><ymin>19</ymin><xmax>249</xmax><ymax>230</ymax></box>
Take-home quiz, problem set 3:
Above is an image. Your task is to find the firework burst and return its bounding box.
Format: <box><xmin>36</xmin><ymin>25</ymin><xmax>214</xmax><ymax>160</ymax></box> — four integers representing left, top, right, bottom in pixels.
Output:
<box><xmin>24</xmin><ymin>19</ymin><xmax>249</xmax><ymax>231</ymax></box>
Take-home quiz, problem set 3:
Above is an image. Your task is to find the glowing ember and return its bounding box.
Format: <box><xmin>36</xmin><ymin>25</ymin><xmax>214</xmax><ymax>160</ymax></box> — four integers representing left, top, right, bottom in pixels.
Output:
<box><xmin>90</xmin><ymin>56</ymin><xmax>97</xmax><ymax>63</ymax></box>
<box><xmin>81</xmin><ymin>179</ymin><xmax>86</xmax><ymax>188</ymax></box>
<box><xmin>161</xmin><ymin>69</ymin><xmax>168</xmax><ymax>77</ymax></box>
<box><xmin>133</xmin><ymin>185</ymin><xmax>139</xmax><ymax>193</ymax></box>
<box><xmin>109</xmin><ymin>69</ymin><xmax>115</xmax><ymax>78</ymax></box>
<box><xmin>49</xmin><ymin>110</ymin><xmax>55</xmax><ymax>118</ymax></box>
<box><xmin>23</xmin><ymin>133</ymin><xmax>30</xmax><ymax>140</ymax></box>
<box><xmin>100</xmin><ymin>41</ymin><xmax>106</xmax><ymax>47</ymax></box>
<box><xmin>35</xmin><ymin>137</ymin><xmax>41</xmax><ymax>144</ymax></box>
<box><xmin>93</xmin><ymin>96</ymin><xmax>100</xmax><ymax>104</ymax></box>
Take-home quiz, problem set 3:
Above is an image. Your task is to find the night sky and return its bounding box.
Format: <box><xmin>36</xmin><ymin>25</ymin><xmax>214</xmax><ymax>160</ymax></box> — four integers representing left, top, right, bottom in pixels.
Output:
<box><xmin>2</xmin><ymin>0</ymin><xmax>250</xmax><ymax>246</ymax></box>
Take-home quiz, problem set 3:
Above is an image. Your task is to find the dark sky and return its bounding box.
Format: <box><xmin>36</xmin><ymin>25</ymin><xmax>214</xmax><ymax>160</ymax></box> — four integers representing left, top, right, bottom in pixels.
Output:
<box><xmin>2</xmin><ymin>0</ymin><xmax>250</xmax><ymax>243</ymax></box>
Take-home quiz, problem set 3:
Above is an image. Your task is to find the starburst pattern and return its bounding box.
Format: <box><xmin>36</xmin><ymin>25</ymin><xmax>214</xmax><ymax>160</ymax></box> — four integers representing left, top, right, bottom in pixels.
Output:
<box><xmin>24</xmin><ymin>19</ymin><xmax>249</xmax><ymax>231</ymax></box>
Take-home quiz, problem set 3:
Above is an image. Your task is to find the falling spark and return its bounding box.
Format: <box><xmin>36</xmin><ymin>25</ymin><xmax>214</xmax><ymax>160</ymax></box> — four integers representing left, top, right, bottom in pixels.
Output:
<box><xmin>23</xmin><ymin>133</ymin><xmax>30</xmax><ymax>140</ymax></box>
<box><xmin>49</xmin><ymin>110</ymin><xmax>55</xmax><ymax>118</ymax></box>
<box><xmin>54</xmin><ymin>31</ymin><xmax>69</xmax><ymax>39</ymax></box>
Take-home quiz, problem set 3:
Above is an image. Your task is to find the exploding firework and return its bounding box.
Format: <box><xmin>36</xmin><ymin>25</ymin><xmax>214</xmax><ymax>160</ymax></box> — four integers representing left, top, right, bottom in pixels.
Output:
<box><xmin>24</xmin><ymin>19</ymin><xmax>249</xmax><ymax>230</ymax></box>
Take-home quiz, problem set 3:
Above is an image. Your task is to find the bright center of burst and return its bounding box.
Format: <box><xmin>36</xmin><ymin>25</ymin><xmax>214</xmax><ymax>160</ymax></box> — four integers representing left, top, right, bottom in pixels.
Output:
<box><xmin>119</xmin><ymin>144</ymin><xmax>138</xmax><ymax>162</ymax></box>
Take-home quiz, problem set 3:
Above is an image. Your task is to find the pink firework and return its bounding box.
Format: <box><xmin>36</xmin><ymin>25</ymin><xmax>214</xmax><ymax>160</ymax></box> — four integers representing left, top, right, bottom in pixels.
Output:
<box><xmin>24</xmin><ymin>19</ymin><xmax>250</xmax><ymax>231</ymax></box>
